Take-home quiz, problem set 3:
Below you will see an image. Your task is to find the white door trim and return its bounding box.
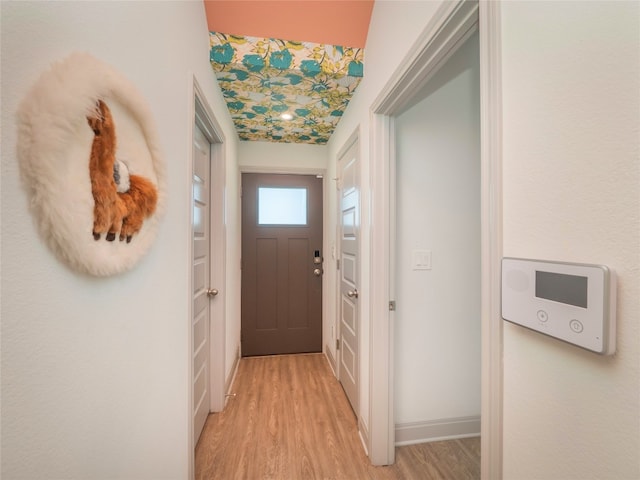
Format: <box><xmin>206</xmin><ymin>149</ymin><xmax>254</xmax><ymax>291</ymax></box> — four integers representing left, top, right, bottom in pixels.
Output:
<box><xmin>369</xmin><ymin>109</ymin><xmax>394</xmax><ymax>466</ymax></box>
<box><xmin>478</xmin><ymin>2</ymin><xmax>504</xmax><ymax>478</ymax></box>
<box><xmin>188</xmin><ymin>75</ymin><xmax>227</xmax><ymax>479</ymax></box>
<box><xmin>368</xmin><ymin>1</ymin><xmax>504</xmax><ymax>478</ymax></box>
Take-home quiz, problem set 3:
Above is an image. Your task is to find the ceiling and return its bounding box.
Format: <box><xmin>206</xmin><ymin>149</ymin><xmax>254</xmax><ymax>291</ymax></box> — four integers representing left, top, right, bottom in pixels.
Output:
<box><xmin>204</xmin><ymin>0</ymin><xmax>374</xmax><ymax>145</ymax></box>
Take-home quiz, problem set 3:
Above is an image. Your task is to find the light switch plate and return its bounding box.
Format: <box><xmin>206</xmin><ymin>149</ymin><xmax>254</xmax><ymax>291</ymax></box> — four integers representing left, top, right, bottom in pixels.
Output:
<box><xmin>412</xmin><ymin>250</ymin><xmax>432</xmax><ymax>270</ymax></box>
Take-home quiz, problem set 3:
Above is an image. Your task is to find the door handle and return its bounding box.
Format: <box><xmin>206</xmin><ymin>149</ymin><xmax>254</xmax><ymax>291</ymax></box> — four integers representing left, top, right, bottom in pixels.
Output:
<box><xmin>207</xmin><ymin>288</ymin><xmax>219</xmax><ymax>298</ymax></box>
<box><xmin>347</xmin><ymin>289</ymin><xmax>359</xmax><ymax>299</ymax></box>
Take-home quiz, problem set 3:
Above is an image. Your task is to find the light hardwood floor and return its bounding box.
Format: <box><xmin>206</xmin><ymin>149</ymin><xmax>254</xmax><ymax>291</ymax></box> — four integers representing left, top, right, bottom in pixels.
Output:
<box><xmin>195</xmin><ymin>353</ymin><xmax>480</xmax><ymax>479</ymax></box>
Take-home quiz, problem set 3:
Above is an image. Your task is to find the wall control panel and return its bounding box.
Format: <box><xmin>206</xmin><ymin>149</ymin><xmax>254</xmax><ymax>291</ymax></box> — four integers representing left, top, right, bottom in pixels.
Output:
<box><xmin>502</xmin><ymin>258</ymin><xmax>616</xmax><ymax>355</ymax></box>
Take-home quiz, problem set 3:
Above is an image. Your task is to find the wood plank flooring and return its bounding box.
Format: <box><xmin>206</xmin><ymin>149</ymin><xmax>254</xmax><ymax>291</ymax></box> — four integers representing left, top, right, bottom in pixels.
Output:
<box><xmin>195</xmin><ymin>354</ymin><xmax>480</xmax><ymax>479</ymax></box>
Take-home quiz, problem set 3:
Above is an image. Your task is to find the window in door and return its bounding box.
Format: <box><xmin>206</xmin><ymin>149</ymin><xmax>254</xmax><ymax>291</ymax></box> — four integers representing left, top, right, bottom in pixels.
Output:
<box><xmin>258</xmin><ymin>187</ymin><xmax>308</xmax><ymax>225</ymax></box>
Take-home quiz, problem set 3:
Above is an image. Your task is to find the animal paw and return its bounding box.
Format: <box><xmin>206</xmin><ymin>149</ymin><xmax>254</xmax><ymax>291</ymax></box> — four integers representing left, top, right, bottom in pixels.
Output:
<box><xmin>120</xmin><ymin>212</ymin><xmax>145</xmax><ymax>243</ymax></box>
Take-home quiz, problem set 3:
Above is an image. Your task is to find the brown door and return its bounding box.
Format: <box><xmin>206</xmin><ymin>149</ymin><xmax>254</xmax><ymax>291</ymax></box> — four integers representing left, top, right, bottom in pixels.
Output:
<box><xmin>241</xmin><ymin>173</ymin><xmax>323</xmax><ymax>356</ymax></box>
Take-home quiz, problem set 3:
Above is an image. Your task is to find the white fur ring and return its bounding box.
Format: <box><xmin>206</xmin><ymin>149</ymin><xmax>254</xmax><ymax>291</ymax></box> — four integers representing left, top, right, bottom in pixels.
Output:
<box><xmin>16</xmin><ymin>53</ymin><xmax>166</xmax><ymax>276</ymax></box>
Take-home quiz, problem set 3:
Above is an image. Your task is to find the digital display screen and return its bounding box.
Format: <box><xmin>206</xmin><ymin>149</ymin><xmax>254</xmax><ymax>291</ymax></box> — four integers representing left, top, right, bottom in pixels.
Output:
<box><xmin>535</xmin><ymin>271</ymin><xmax>588</xmax><ymax>308</ymax></box>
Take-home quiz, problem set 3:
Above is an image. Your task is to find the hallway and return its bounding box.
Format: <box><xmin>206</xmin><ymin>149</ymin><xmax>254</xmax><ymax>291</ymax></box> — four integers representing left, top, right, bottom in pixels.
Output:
<box><xmin>195</xmin><ymin>354</ymin><xmax>480</xmax><ymax>479</ymax></box>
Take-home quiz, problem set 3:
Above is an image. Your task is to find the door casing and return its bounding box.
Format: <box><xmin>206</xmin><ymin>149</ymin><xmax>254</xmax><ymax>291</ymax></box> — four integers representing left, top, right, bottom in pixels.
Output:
<box><xmin>368</xmin><ymin>1</ymin><xmax>504</xmax><ymax>478</ymax></box>
<box><xmin>240</xmin><ymin>173</ymin><xmax>324</xmax><ymax>356</ymax></box>
<box><xmin>239</xmin><ymin>164</ymin><xmax>327</xmax><ymax>354</ymax></box>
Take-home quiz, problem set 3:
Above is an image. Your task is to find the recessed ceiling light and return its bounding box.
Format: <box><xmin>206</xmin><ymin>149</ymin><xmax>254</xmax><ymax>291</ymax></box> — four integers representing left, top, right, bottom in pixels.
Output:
<box><xmin>280</xmin><ymin>113</ymin><xmax>293</xmax><ymax>121</ymax></box>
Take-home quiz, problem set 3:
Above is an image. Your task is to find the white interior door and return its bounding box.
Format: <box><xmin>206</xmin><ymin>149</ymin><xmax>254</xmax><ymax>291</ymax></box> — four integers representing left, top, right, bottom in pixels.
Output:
<box><xmin>338</xmin><ymin>138</ymin><xmax>360</xmax><ymax>415</ymax></box>
<box><xmin>192</xmin><ymin>124</ymin><xmax>212</xmax><ymax>445</ymax></box>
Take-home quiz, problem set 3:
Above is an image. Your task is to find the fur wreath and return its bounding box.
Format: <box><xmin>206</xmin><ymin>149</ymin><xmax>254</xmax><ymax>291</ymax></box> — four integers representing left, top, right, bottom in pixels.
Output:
<box><xmin>16</xmin><ymin>53</ymin><xmax>166</xmax><ymax>276</ymax></box>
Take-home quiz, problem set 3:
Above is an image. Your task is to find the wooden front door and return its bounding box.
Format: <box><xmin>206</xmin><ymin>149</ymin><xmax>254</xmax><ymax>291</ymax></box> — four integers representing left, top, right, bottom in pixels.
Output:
<box><xmin>241</xmin><ymin>173</ymin><xmax>323</xmax><ymax>357</ymax></box>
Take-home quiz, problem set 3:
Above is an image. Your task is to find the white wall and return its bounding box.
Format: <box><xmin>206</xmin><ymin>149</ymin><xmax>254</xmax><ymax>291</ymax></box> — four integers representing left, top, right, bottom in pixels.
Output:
<box><xmin>0</xmin><ymin>2</ymin><xmax>240</xmax><ymax>478</ymax></box>
<box><xmin>501</xmin><ymin>2</ymin><xmax>640</xmax><ymax>479</ymax></box>
<box><xmin>225</xmin><ymin>154</ymin><xmax>242</xmax><ymax>386</ymax></box>
<box><xmin>327</xmin><ymin>0</ymin><xmax>443</xmax><ymax>437</ymax></box>
<box><xmin>238</xmin><ymin>140</ymin><xmax>327</xmax><ymax>173</ymax></box>
<box><xmin>394</xmin><ymin>33</ymin><xmax>480</xmax><ymax>429</ymax></box>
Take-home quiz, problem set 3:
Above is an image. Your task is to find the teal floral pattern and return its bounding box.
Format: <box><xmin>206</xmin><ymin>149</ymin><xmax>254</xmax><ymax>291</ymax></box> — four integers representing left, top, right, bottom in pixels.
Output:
<box><xmin>209</xmin><ymin>33</ymin><xmax>364</xmax><ymax>144</ymax></box>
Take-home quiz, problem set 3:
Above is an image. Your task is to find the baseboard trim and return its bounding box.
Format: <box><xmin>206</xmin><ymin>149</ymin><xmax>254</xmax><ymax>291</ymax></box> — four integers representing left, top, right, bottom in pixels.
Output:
<box><xmin>358</xmin><ymin>417</ymin><xmax>370</xmax><ymax>456</ymax></box>
<box><xmin>223</xmin><ymin>350</ymin><xmax>241</xmax><ymax>408</ymax></box>
<box><xmin>324</xmin><ymin>345</ymin><xmax>337</xmax><ymax>375</ymax></box>
<box><xmin>395</xmin><ymin>416</ymin><xmax>481</xmax><ymax>446</ymax></box>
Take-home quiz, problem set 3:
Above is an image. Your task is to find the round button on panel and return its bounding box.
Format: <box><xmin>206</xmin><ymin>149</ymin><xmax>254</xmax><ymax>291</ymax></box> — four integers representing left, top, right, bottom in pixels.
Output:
<box><xmin>537</xmin><ymin>310</ymin><xmax>549</xmax><ymax>322</ymax></box>
<box><xmin>569</xmin><ymin>319</ymin><xmax>584</xmax><ymax>333</ymax></box>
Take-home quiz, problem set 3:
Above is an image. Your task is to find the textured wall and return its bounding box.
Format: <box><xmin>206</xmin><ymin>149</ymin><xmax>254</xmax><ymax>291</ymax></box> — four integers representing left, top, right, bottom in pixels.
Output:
<box><xmin>238</xmin><ymin>140</ymin><xmax>327</xmax><ymax>172</ymax></box>
<box><xmin>394</xmin><ymin>32</ymin><xmax>481</xmax><ymax>429</ymax></box>
<box><xmin>1</xmin><ymin>2</ymin><xmax>239</xmax><ymax>478</ymax></box>
<box><xmin>501</xmin><ymin>2</ymin><xmax>640</xmax><ymax>478</ymax></box>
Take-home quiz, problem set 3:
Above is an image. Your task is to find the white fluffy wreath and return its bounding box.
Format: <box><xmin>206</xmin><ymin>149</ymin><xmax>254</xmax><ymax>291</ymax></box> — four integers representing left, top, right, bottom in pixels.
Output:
<box><xmin>16</xmin><ymin>52</ymin><xmax>167</xmax><ymax>276</ymax></box>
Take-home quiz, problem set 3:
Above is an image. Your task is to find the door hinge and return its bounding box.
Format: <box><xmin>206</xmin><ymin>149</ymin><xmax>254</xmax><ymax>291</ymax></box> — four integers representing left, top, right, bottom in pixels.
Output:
<box><xmin>336</xmin><ymin>338</ymin><xmax>340</xmax><ymax>350</ymax></box>
<box><xmin>336</xmin><ymin>259</ymin><xmax>340</xmax><ymax>270</ymax></box>
<box><xmin>389</xmin><ymin>300</ymin><xmax>396</xmax><ymax>311</ymax></box>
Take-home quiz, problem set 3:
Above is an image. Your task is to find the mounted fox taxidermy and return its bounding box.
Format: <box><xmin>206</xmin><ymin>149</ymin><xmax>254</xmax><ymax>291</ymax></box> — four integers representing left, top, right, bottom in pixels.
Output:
<box><xmin>16</xmin><ymin>53</ymin><xmax>166</xmax><ymax>276</ymax></box>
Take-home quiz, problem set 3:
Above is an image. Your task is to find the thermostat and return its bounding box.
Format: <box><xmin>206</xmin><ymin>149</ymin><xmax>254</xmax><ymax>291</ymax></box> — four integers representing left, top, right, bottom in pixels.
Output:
<box><xmin>502</xmin><ymin>258</ymin><xmax>616</xmax><ymax>355</ymax></box>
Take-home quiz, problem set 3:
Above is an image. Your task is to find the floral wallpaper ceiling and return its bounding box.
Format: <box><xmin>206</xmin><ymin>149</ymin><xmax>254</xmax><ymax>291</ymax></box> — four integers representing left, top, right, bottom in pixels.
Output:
<box><xmin>209</xmin><ymin>32</ymin><xmax>364</xmax><ymax>144</ymax></box>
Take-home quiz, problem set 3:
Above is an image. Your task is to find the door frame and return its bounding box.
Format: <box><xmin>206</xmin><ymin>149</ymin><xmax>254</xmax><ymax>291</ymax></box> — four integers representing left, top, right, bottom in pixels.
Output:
<box><xmin>238</xmin><ymin>165</ymin><xmax>327</xmax><ymax>356</ymax></box>
<box><xmin>240</xmin><ymin>172</ymin><xmax>324</xmax><ymax>356</ymax></box>
<box><xmin>368</xmin><ymin>1</ymin><xmax>504</xmax><ymax>478</ymax></box>
<box><xmin>188</xmin><ymin>76</ymin><xmax>227</xmax><ymax>474</ymax></box>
